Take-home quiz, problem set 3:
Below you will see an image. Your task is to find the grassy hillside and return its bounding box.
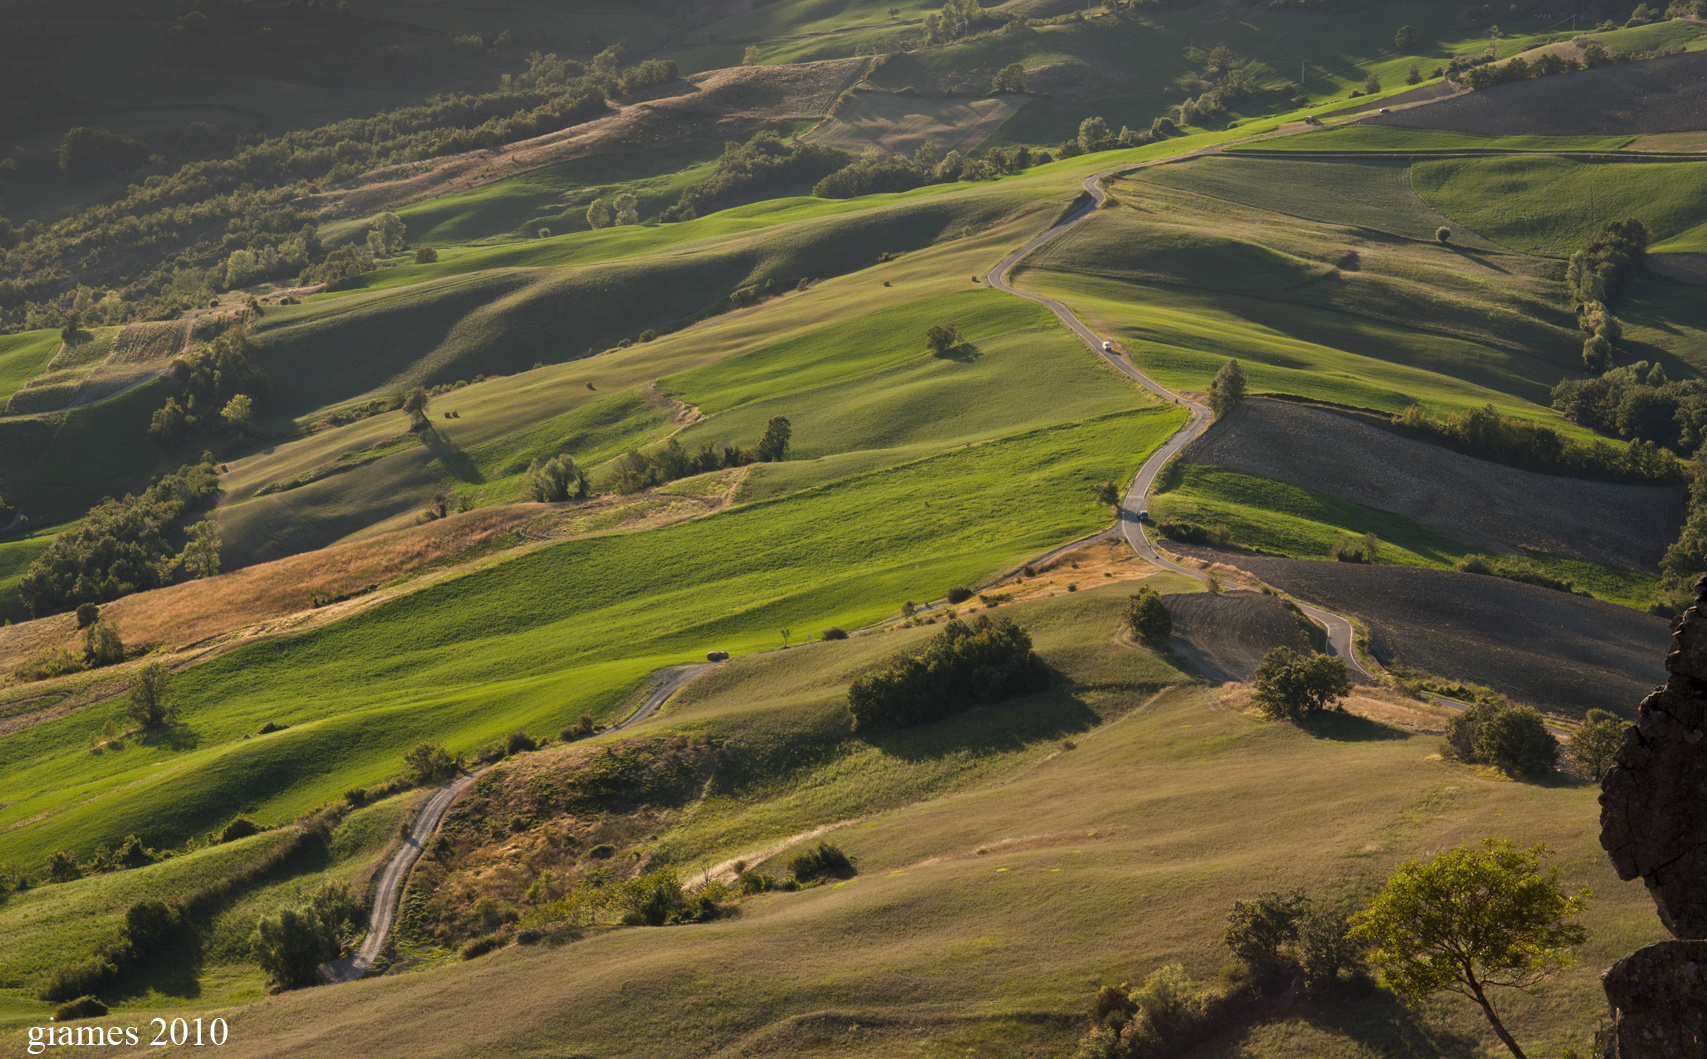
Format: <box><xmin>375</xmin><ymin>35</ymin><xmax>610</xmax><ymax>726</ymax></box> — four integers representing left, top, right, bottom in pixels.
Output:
<box><xmin>0</xmin><ymin>332</ymin><xmax>61</xmax><ymax>408</ymax></box>
<box><xmin>5</xmin><ymin>585</ymin><xmax>1662</xmax><ymax>1057</ymax></box>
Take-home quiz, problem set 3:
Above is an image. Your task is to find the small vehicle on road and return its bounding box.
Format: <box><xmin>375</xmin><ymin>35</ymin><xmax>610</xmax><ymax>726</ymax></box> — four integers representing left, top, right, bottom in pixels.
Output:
<box><xmin>1137</xmin><ymin>509</ymin><xmax>1150</xmax><ymax>523</ymax></box>
<box><xmin>1101</xmin><ymin>340</ymin><xmax>1113</xmax><ymax>352</ymax></box>
<box><xmin>1379</xmin><ymin>107</ymin><xmax>1391</xmax><ymax>114</ymax></box>
<box><xmin>707</xmin><ymin>650</ymin><xmax>730</xmax><ymax>662</ymax></box>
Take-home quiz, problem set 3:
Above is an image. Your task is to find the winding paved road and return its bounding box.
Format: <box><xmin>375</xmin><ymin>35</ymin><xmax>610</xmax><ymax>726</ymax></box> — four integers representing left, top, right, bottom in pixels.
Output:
<box><xmin>985</xmin><ymin>150</ymin><xmax>1377</xmax><ymax>680</ymax></box>
<box><xmin>327</xmin><ymin>662</ymin><xmax>715</xmax><ymax>983</ymax></box>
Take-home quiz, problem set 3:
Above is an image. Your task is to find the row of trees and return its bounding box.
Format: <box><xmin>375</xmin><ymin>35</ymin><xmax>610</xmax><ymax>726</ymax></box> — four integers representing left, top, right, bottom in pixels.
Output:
<box><xmin>18</xmin><ymin>457</ymin><xmax>222</xmax><ymax>617</ymax></box>
<box><xmin>148</xmin><ymin>325</ymin><xmax>271</xmax><ymax>445</ymax></box>
<box><xmin>599</xmin><ymin>415</ymin><xmax>792</xmax><ymax>496</ymax></box>
<box><xmin>663</xmin><ymin>131</ymin><xmax>851</xmax><ymax>223</ymax></box>
<box><xmin>1390</xmin><ymin>403</ymin><xmax>1679</xmax><ymax>483</ymax></box>
<box><xmin>846</xmin><ymin>615</ymin><xmax>1050</xmax><ymax>732</ymax></box>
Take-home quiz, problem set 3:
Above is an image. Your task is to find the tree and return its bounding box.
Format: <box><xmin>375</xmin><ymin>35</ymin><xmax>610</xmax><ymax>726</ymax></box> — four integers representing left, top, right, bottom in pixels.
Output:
<box><xmin>1350</xmin><ymin>839</ymin><xmax>1590</xmax><ymax>1059</ymax></box>
<box><xmin>526</xmin><ymin>455</ymin><xmax>587</xmax><ymax>502</ymax></box>
<box><xmin>47</xmin><ymin>850</ymin><xmax>82</xmax><ymax>883</ymax></box>
<box><xmin>1406</xmin><ymin>63</ymin><xmax>1423</xmax><ymax>85</ymax></box>
<box><xmin>1583</xmin><ymin>334</ymin><xmax>1612</xmax><ymax>374</ymax></box>
<box><xmin>250</xmin><ymin>907</ymin><xmax>333</xmax><ymax>991</ymax></box>
<box><xmin>756</xmin><ymin>415</ymin><xmax>792</xmax><ymax>462</ymax></box>
<box><xmin>1093</xmin><ymin>480</ymin><xmax>1120</xmax><ymax>506</ymax></box>
<box><xmin>1208</xmin><ymin>358</ymin><xmax>1247</xmax><ymax>419</ymax></box>
<box><xmin>374</xmin><ymin>212</ymin><xmax>406</xmax><ymax>252</ymax></box>
<box><xmin>404</xmin><ymin>741</ymin><xmax>457</xmax><ymax>785</ymax></box>
<box><xmin>220</xmin><ymin>393</ymin><xmax>253</xmax><ymax>431</ymax></box>
<box><xmin>1436</xmin><ymin>226</ymin><xmax>1452</xmax><ymax>244</ymax></box>
<box><xmin>1478</xmin><ymin>705</ymin><xmax>1557</xmax><ymax>777</ymax></box>
<box><xmin>1123</xmin><ymin>588</ymin><xmax>1172</xmax><ymax>644</ymax></box>
<box><xmin>1394</xmin><ymin>24</ymin><xmax>1421</xmax><ymax>51</ymax></box>
<box><xmin>1364</xmin><ymin>72</ymin><xmax>1383</xmax><ymax>94</ymax></box>
<box><xmin>1570</xmin><ymin>709</ymin><xmax>1624</xmax><ymax>779</ymax></box>
<box><xmin>586</xmin><ymin>198</ymin><xmax>613</xmax><ymax>229</ymax></box>
<box><xmin>403</xmin><ymin>387</ymin><xmax>430</xmax><ymax>431</ymax></box>
<box><xmin>1078</xmin><ymin>116</ymin><xmax>1112</xmax><ymax>153</ymax></box>
<box><xmin>990</xmin><ymin>62</ymin><xmax>1027</xmax><ymax>94</ymax></box>
<box><xmin>1252</xmin><ymin>646</ymin><xmax>1351</xmax><ymax>721</ymax></box>
<box><xmin>125</xmin><ymin>663</ymin><xmax>179</xmax><ymax>728</ymax></box>
<box><xmin>181</xmin><ymin>518</ymin><xmax>222</xmax><ymax>579</ymax></box>
<box><xmin>60</xmin><ymin>311</ymin><xmax>83</xmax><ymax>344</ymax></box>
<box><xmin>414</xmin><ymin>246</ymin><xmax>439</xmax><ymax>264</ymax></box>
<box><xmin>925</xmin><ymin>323</ymin><xmax>964</xmax><ymax>353</ymax></box>
<box><xmin>613</xmin><ymin>192</ymin><xmax>640</xmax><ymax>226</ymax></box>
<box><xmin>83</xmin><ymin>620</ymin><xmax>125</xmax><ymax>667</ymax></box>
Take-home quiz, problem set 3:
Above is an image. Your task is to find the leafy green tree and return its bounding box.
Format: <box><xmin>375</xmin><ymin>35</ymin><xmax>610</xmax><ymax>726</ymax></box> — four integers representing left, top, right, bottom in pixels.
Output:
<box><xmin>526</xmin><ymin>455</ymin><xmax>588</xmax><ymax>502</ymax></box>
<box><xmin>1093</xmin><ymin>480</ymin><xmax>1120</xmax><ymax>506</ymax></box>
<box><xmin>47</xmin><ymin>850</ymin><xmax>82</xmax><ymax>883</ymax></box>
<box><xmin>1078</xmin><ymin>116</ymin><xmax>1112</xmax><ymax>153</ymax></box>
<box><xmin>586</xmin><ymin>197</ymin><xmax>613</xmax><ymax>229</ymax></box>
<box><xmin>925</xmin><ymin>323</ymin><xmax>964</xmax><ymax>352</ymax></box>
<box><xmin>404</xmin><ymin>741</ymin><xmax>457</xmax><ymax>785</ymax></box>
<box><xmin>374</xmin><ymin>212</ymin><xmax>406</xmax><ymax>252</ymax></box>
<box><xmin>125</xmin><ymin>663</ymin><xmax>179</xmax><ymax>729</ymax></box>
<box><xmin>756</xmin><ymin>415</ymin><xmax>792</xmax><ymax>462</ymax></box>
<box><xmin>1252</xmin><ymin>646</ymin><xmax>1351</xmax><ymax>721</ymax></box>
<box><xmin>1350</xmin><ymin>839</ymin><xmax>1590</xmax><ymax>1059</ymax></box>
<box><xmin>1406</xmin><ymin>63</ymin><xmax>1423</xmax><ymax>84</ymax></box>
<box><xmin>414</xmin><ymin>246</ymin><xmax>438</xmax><ymax>264</ymax></box>
<box><xmin>1582</xmin><ymin>334</ymin><xmax>1612</xmax><ymax>374</ymax></box>
<box><xmin>82</xmin><ymin>620</ymin><xmax>125</xmax><ymax>667</ymax></box>
<box><xmin>1208</xmin><ymin>358</ymin><xmax>1247</xmax><ymax>419</ymax></box>
<box><xmin>181</xmin><ymin>518</ymin><xmax>222</xmax><ymax>579</ymax></box>
<box><xmin>990</xmin><ymin>62</ymin><xmax>1028</xmax><ymax>93</ymax></box>
<box><xmin>613</xmin><ymin>192</ymin><xmax>640</xmax><ymax>226</ymax></box>
<box><xmin>1394</xmin><ymin>24</ymin><xmax>1421</xmax><ymax>50</ymax></box>
<box><xmin>1570</xmin><ymin>709</ymin><xmax>1624</xmax><ymax>779</ymax></box>
<box><xmin>220</xmin><ymin>393</ymin><xmax>253</xmax><ymax>431</ymax></box>
<box><xmin>847</xmin><ymin>615</ymin><xmax>1049</xmax><ymax>732</ymax></box>
<box><xmin>1436</xmin><ymin>226</ymin><xmax>1452</xmax><ymax>244</ymax></box>
<box><xmin>403</xmin><ymin>387</ymin><xmax>430</xmax><ymax>431</ymax></box>
<box><xmin>60</xmin><ymin>311</ymin><xmax>83</xmax><ymax>344</ymax></box>
<box><xmin>1364</xmin><ymin>72</ymin><xmax>1383</xmax><ymax>94</ymax></box>
<box><xmin>250</xmin><ymin>907</ymin><xmax>332</xmax><ymax>991</ymax></box>
<box><xmin>1123</xmin><ymin>588</ymin><xmax>1172</xmax><ymax>645</ymax></box>
<box><xmin>1478</xmin><ymin>705</ymin><xmax>1557</xmax><ymax>777</ymax></box>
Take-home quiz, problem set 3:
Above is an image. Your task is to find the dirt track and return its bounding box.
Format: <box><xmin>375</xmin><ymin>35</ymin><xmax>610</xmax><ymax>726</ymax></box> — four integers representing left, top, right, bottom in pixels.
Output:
<box><xmin>1169</xmin><ymin>547</ymin><xmax>1669</xmax><ymax>716</ymax></box>
<box><xmin>1183</xmin><ymin>398</ymin><xmax>1685</xmax><ymax>571</ymax></box>
<box><xmin>1370</xmin><ymin>50</ymin><xmax>1707</xmax><ymax>136</ymax></box>
<box><xmin>1163</xmin><ymin>591</ymin><xmax>1309</xmax><ymax>683</ymax></box>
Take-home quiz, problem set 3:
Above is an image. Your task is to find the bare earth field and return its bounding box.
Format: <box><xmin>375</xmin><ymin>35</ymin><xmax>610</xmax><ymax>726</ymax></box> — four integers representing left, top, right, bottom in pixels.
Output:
<box><xmin>1183</xmin><ymin>398</ymin><xmax>1685</xmax><ymax>570</ymax></box>
<box><xmin>312</xmin><ymin>60</ymin><xmax>868</xmax><ymax>221</ymax></box>
<box><xmin>805</xmin><ymin>90</ymin><xmax>1027</xmax><ymax>158</ymax></box>
<box><xmin>1649</xmin><ymin>252</ymin><xmax>1707</xmax><ymax>284</ymax></box>
<box><xmin>1170</xmin><ymin>547</ymin><xmax>1669</xmax><ymax>717</ymax></box>
<box><xmin>1162</xmin><ymin>590</ymin><xmax>1309</xmax><ymax>683</ymax></box>
<box><xmin>1369</xmin><ymin>50</ymin><xmax>1707</xmax><ymax>136</ymax></box>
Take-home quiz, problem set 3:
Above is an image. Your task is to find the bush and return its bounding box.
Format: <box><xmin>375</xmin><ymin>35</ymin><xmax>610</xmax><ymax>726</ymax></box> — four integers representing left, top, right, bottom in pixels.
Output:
<box><xmin>1252</xmin><ymin>647</ymin><xmax>1351</xmax><ymax>721</ymax></box>
<box><xmin>53</xmin><ymin>995</ymin><xmax>109</xmax><ymax>1021</ymax></box>
<box><xmin>414</xmin><ymin>246</ymin><xmax>438</xmax><ymax>264</ymax></box>
<box><xmin>1570</xmin><ymin>708</ymin><xmax>1624</xmax><ymax>779</ymax></box>
<box><xmin>460</xmin><ymin>934</ymin><xmax>504</xmax><ymax>960</ymax></box>
<box><xmin>1454</xmin><ymin>554</ymin><xmax>1576</xmax><ymax>594</ymax></box>
<box><xmin>846</xmin><ymin>615</ymin><xmax>1050</xmax><ymax>732</ymax></box>
<box><xmin>946</xmin><ymin>586</ymin><xmax>974</xmax><ymax>604</ymax></box>
<box><xmin>926</xmin><ymin>323</ymin><xmax>964</xmax><ymax>353</ymax></box>
<box><xmin>1123</xmin><ymin>588</ymin><xmax>1172</xmax><ymax>644</ymax></box>
<box><xmin>504</xmin><ymin>730</ymin><xmax>538</xmax><ymax>755</ymax></box>
<box><xmin>822</xmin><ymin>627</ymin><xmax>849</xmax><ymax>640</ymax></box>
<box><xmin>1441</xmin><ymin>695</ymin><xmax>1557</xmax><ymax>777</ymax></box>
<box><xmin>250</xmin><ymin>907</ymin><xmax>333</xmax><ymax>991</ymax></box>
<box><xmin>560</xmin><ymin>713</ymin><xmax>598</xmax><ymax>741</ymax></box>
<box><xmin>1157</xmin><ymin>521</ymin><xmax>1231</xmax><ymax>547</ymax></box>
<box><xmin>125</xmin><ymin>663</ymin><xmax>180</xmax><ymax>729</ymax></box>
<box><xmin>36</xmin><ymin>958</ymin><xmax>117</xmax><ymax>1003</ymax></box>
<box><xmin>587</xmin><ymin>843</ymin><xmax>616</xmax><ymax>859</ymax></box>
<box><xmin>788</xmin><ymin>842</ymin><xmax>856</xmax><ymax>882</ymax></box>
<box><xmin>218</xmin><ymin>817</ymin><xmax>261</xmax><ymax>844</ymax></box>
<box><xmin>75</xmin><ymin>603</ymin><xmax>100</xmax><ymax>629</ymax></box>
<box><xmin>404</xmin><ymin>742</ymin><xmax>458</xmax><ymax>785</ymax></box>
<box><xmin>1435</xmin><ymin>226</ymin><xmax>1452</xmax><ymax>244</ymax></box>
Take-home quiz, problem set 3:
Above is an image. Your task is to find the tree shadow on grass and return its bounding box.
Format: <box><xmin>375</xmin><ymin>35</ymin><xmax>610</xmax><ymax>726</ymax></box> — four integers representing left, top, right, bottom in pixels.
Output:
<box><xmin>1298</xmin><ymin>980</ymin><xmax>1483</xmax><ymax>1058</ymax></box>
<box><xmin>1294</xmin><ymin>709</ymin><xmax>1409</xmax><ymax>742</ymax></box>
<box><xmin>107</xmin><ymin>935</ymin><xmax>206</xmax><ymax>1003</ymax></box>
<box><xmin>871</xmin><ymin>686</ymin><xmax>1101</xmax><ymax>764</ymax></box>
<box><xmin>419</xmin><ymin>425</ymin><xmax>484</xmax><ymax>484</ymax></box>
<box><xmin>134</xmin><ymin>723</ymin><xmax>201</xmax><ymax>752</ymax></box>
<box><xmin>931</xmin><ymin>341</ymin><xmax>982</xmax><ymax>363</ymax></box>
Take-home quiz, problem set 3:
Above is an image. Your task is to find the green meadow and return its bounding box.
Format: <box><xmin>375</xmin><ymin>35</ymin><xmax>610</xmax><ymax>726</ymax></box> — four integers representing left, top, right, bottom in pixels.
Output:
<box><xmin>0</xmin><ymin>332</ymin><xmax>62</xmax><ymax>407</ymax></box>
<box><xmin>1232</xmin><ymin>125</ymin><xmax>1636</xmax><ymax>154</ymax></box>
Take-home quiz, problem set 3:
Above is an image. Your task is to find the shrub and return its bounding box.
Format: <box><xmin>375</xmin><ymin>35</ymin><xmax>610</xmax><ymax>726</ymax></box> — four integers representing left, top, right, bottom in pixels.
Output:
<box><xmin>1157</xmin><ymin>520</ymin><xmax>1231</xmax><ymax>547</ymax></box>
<box><xmin>504</xmin><ymin>730</ymin><xmax>538</xmax><ymax>756</ymax></box>
<box><xmin>788</xmin><ymin>842</ymin><xmax>856</xmax><ymax>882</ymax></box>
<box><xmin>218</xmin><ymin>817</ymin><xmax>261</xmax><ymax>844</ymax></box>
<box><xmin>37</xmin><ymin>958</ymin><xmax>117</xmax><ymax>1002</ymax></box>
<box><xmin>560</xmin><ymin>713</ymin><xmax>598</xmax><ymax>740</ymax></box>
<box><xmin>343</xmin><ymin>788</ymin><xmax>369</xmax><ymax>808</ymax></box>
<box><xmin>926</xmin><ymin>323</ymin><xmax>964</xmax><ymax>353</ymax></box>
<box><xmin>822</xmin><ymin>627</ymin><xmax>849</xmax><ymax>640</ymax></box>
<box><xmin>460</xmin><ymin>934</ymin><xmax>503</xmax><ymax>960</ymax></box>
<box><xmin>82</xmin><ymin>621</ymin><xmax>126</xmax><ymax>667</ymax></box>
<box><xmin>75</xmin><ymin>603</ymin><xmax>100</xmax><ymax>629</ymax></box>
<box><xmin>1454</xmin><ymin>554</ymin><xmax>1576</xmax><ymax>594</ymax></box>
<box><xmin>946</xmin><ymin>586</ymin><xmax>974</xmax><ymax>604</ymax></box>
<box><xmin>250</xmin><ymin>907</ymin><xmax>332</xmax><ymax>991</ymax></box>
<box><xmin>414</xmin><ymin>246</ymin><xmax>438</xmax><ymax>264</ymax></box>
<box><xmin>587</xmin><ymin>843</ymin><xmax>616</xmax><ymax>859</ymax></box>
<box><xmin>639</xmin><ymin>329</ymin><xmax>657</xmax><ymax>342</ymax></box>
<box><xmin>847</xmin><ymin>615</ymin><xmax>1049</xmax><ymax>732</ymax></box>
<box><xmin>1123</xmin><ymin>588</ymin><xmax>1172</xmax><ymax>644</ymax></box>
<box><xmin>53</xmin><ymin>995</ymin><xmax>108</xmax><ymax>1021</ymax></box>
<box><xmin>404</xmin><ymin>742</ymin><xmax>458</xmax><ymax>785</ymax></box>
<box><xmin>125</xmin><ymin>663</ymin><xmax>179</xmax><ymax>728</ymax></box>
<box><xmin>1441</xmin><ymin>695</ymin><xmax>1557</xmax><ymax>777</ymax></box>
<box><xmin>1252</xmin><ymin>647</ymin><xmax>1351</xmax><ymax>721</ymax></box>
<box><xmin>525</xmin><ymin>454</ymin><xmax>588</xmax><ymax>503</ymax></box>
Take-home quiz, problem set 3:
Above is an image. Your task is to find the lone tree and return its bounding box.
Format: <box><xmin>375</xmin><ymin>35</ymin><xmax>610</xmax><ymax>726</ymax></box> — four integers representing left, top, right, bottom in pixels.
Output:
<box><xmin>403</xmin><ymin>387</ymin><xmax>430</xmax><ymax>431</ymax></box>
<box><xmin>926</xmin><ymin>323</ymin><xmax>964</xmax><ymax>353</ymax></box>
<box><xmin>990</xmin><ymin>62</ymin><xmax>1027</xmax><ymax>94</ymax></box>
<box><xmin>1436</xmin><ymin>226</ymin><xmax>1452</xmax><ymax>244</ymax></box>
<box><xmin>182</xmin><ymin>518</ymin><xmax>222</xmax><ymax>579</ymax></box>
<box><xmin>1252</xmin><ymin>646</ymin><xmax>1351</xmax><ymax>721</ymax></box>
<box><xmin>1394</xmin><ymin>24</ymin><xmax>1421</xmax><ymax>50</ymax></box>
<box><xmin>250</xmin><ymin>907</ymin><xmax>332</xmax><ymax>991</ymax></box>
<box><xmin>404</xmin><ymin>742</ymin><xmax>457</xmax><ymax>785</ymax></box>
<box><xmin>1208</xmin><ymin>359</ymin><xmax>1247</xmax><ymax>419</ymax></box>
<box><xmin>1569</xmin><ymin>708</ymin><xmax>1624</xmax><ymax>779</ymax></box>
<box><xmin>1364</xmin><ymin>72</ymin><xmax>1382</xmax><ymax>94</ymax></box>
<box><xmin>1093</xmin><ymin>480</ymin><xmax>1120</xmax><ymax>506</ymax></box>
<box><xmin>1123</xmin><ymin>587</ymin><xmax>1172</xmax><ymax>645</ymax></box>
<box><xmin>1350</xmin><ymin>838</ymin><xmax>1590</xmax><ymax>1059</ymax></box>
<box><xmin>756</xmin><ymin>415</ymin><xmax>792</xmax><ymax>462</ymax></box>
<box><xmin>126</xmin><ymin>663</ymin><xmax>179</xmax><ymax>728</ymax></box>
<box><xmin>586</xmin><ymin>197</ymin><xmax>613</xmax><ymax>229</ymax></box>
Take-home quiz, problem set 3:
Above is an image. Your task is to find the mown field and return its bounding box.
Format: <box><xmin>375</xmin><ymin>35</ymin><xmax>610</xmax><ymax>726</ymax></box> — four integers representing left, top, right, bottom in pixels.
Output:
<box><xmin>15</xmin><ymin>585</ymin><xmax>1663</xmax><ymax>1058</ymax></box>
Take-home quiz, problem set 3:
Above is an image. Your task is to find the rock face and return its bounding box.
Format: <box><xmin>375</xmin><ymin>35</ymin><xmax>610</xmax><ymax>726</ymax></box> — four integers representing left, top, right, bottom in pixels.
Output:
<box><xmin>1599</xmin><ymin>577</ymin><xmax>1707</xmax><ymax>1056</ymax></box>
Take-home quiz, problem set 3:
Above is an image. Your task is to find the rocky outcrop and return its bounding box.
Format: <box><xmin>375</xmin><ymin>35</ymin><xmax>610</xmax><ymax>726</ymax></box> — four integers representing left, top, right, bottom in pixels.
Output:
<box><xmin>1599</xmin><ymin>577</ymin><xmax>1707</xmax><ymax>1056</ymax></box>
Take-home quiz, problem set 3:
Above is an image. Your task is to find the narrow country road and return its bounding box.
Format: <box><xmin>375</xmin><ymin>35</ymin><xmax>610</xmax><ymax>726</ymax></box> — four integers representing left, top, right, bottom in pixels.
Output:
<box><xmin>985</xmin><ymin>145</ymin><xmax>1377</xmax><ymax>680</ymax></box>
<box><xmin>327</xmin><ymin>661</ymin><xmax>715</xmax><ymax>983</ymax></box>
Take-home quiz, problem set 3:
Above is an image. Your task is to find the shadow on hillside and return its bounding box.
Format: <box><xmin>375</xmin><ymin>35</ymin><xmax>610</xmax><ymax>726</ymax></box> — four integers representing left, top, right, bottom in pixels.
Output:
<box><xmin>419</xmin><ymin>425</ymin><xmax>485</xmax><ymax>484</ymax></box>
<box><xmin>1295</xmin><ymin>710</ymin><xmax>1408</xmax><ymax>743</ymax></box>
<box><xmin>872</xmin><ymin>687</ymin><xmax>1100</xmax><ymax>764</ymax></box>
<box><xmin>1299</xmin><ymin>981</ymin><xmax>1482</xmax><ymax>1058</ymax></box>
<box><xmin>931</xmin><ymin>341</ymin><xmax>982</xmax><ymax>363</ymax></box>
<box><xmin>134</xmin><ymin>723</ymin><xmax>201</xmax><ymax>752</ymax></box>
<box><xmin>107</xmin><ymin>935</ymin><xmax>205</xmax><ymax>1003</ymax></box>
